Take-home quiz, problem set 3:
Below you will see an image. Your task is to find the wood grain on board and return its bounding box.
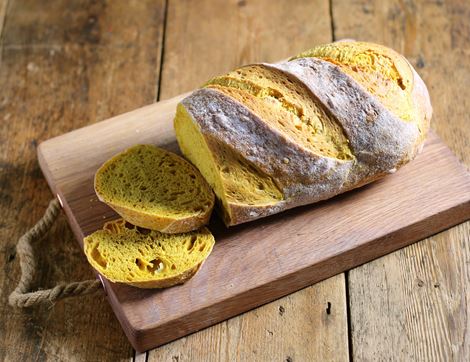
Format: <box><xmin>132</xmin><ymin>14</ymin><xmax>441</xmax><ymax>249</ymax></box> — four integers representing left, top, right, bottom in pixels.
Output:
<box><xmin>38</xmin><ymin>86</ymin><xmax>470</xmax><ymax>351</ymax></box>
<box><xmin>0</xmin><ymin>0</ymin><xmax>165</xmax><ymax>361</ymax></box>
<box><xmin>332</xmin><ymin>0</ymin><xmax>470</xmax><ymax>360</ymax></box>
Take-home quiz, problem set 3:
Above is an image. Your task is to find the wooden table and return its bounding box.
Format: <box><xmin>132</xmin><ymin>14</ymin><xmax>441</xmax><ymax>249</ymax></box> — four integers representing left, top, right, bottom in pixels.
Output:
<box><xmin>1</xmin><ymin>0</ymin><xmax>468</xmax><ymax>360</ymax></box>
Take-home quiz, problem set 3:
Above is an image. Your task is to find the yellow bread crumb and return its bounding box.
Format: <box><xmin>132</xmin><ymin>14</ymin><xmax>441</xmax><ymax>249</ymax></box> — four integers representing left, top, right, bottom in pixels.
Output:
<box><xmin>174</xmin><ymin>104</ymin><xmax>282</xmax><ymax>221</ymax></box>
<box><xmin>95</xmin><ymin>144</ymin><xmax>214</xmax><ymax>233</ymax></box>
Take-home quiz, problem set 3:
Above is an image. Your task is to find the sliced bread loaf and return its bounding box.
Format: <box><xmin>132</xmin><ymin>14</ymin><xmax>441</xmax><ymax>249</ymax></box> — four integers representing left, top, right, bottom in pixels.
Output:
<box><xmin>83</xmin><ymin>219</ymin><xmax>215</xmax><ymax>288</ymax></box>
<box><xmin>174</xmin><ymin>41</ymin><xmax>432</xmax><ymax>226</ymax></box>
<box><xmin>94</xmin><ymin>144</ymin><xmax>215</xmax><ymax>233</ymax></box>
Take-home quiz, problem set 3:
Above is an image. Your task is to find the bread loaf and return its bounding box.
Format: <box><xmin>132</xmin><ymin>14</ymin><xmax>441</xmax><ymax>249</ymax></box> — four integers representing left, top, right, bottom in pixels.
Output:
<box><xmin>94</xmin><ymin>144</ymin><xmax>215</xmax><ymax>233</ymax></box>
<box><xmin>83</xmin><ymin>219</ymin><xmax>215</xmax><ymax>288</ymax></box>
<box><xmin>174</xmin><ymin>41</ymin><xmax>432</xmax><ymax>226</ymax></box>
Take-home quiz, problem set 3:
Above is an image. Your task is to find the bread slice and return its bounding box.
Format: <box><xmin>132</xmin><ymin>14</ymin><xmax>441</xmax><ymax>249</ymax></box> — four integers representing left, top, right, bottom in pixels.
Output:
<box><xmin>174</xmin><ymin>41</ymin><xmax>431</xmax><ymax>226</ymax></box>
<box><xmin>94</xmin><ymin>144</ymin><xmax>215</xmax><ymax>233</ymax></box>
<box><xmin>83</xmin><ymin>219</ymin><xmax>215</xmax><ymax>288</ymax></box>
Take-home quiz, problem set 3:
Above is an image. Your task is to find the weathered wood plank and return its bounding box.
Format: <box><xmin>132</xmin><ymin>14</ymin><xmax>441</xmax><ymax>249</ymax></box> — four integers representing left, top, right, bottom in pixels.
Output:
<box><xmin>332</xmin><ymin>0</ymin><xmax>470</xmax><ymax>360</ymax></box>
<box><xmin>0</xmin><ymin>0</ymin><xmax>166</xmax><ymax>360</ymax></box>
<box><xmin>347</xmin><ymin>225</ymin><xmax>470</xmax><ymax>361</ymax></box>
<box><xmin>148</xmin><ymin>0</ymin><xmax>349</xmax><ymax>360</ymax></box>
<box><xmin>148</xmin><ymin>274</ymin><xmax>347</xmax><ymax>362</ymax></box>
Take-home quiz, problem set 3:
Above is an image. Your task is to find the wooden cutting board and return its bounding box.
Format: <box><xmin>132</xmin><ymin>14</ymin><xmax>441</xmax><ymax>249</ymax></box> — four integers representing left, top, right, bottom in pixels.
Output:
<box><xmin>37</xmin><ymin>93</ymin><xmax>470</xmax><ymax>352</ymax></box>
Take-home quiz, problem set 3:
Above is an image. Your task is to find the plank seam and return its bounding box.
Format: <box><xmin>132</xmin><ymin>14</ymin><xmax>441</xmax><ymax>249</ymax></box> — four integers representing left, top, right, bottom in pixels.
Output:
<box><xmin>328</xmin><ymin>0</ymin><xmax>336</xmax><ymax>41</ymax></box>
<box><xmin>156</xmin><ymin>0</ymin><xmax>169</xmax><ymax>102</ymax></box>
<box><xmin>345</xmin><ymin>270</ymin><xmax>354</xmax><ymax>362</ymax></box>
<box><xmin>0</xmin><ymin>0</ymin><xmax>11</xmax><ymax>67</ymax></box>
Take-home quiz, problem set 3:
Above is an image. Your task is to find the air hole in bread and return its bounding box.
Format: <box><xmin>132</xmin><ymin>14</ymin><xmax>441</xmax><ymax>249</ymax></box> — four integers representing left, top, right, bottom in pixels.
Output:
<box><xmin>397</xmin><ymin>78</ymin><xmax>405</xmax><ymax>90</ymax></box>
<box><xmin>91</xmin><ymin>243</ymin><xmax>107</xmax><ymax>268</ymax></box>
<box><xmin>147</xmin><ymin>258</ymin><xmax>164</xmax><ymax>274</ymax></box>
<box><xmin>135</xmin><ymin>258</ymin><xmax>146</xmax><ymax>270</ymax></box>
<box><xmin>187</xmin><ymin>235</ymin><xmax>197</xmax><ymax>251</ymax></box>
<box><xmin>124</xmin><ymin>221</ymin><xmax>134</xmax><ymax>229</ymax></box>
<box><xmin>104</xmin><ymin>223</ymin><xmax>117</xmax><ymax>233</ymax></box>
<box><xmin>137</xmin><ymin>226</ymin><xmax>151</xmax><ymax>235</ymax></box>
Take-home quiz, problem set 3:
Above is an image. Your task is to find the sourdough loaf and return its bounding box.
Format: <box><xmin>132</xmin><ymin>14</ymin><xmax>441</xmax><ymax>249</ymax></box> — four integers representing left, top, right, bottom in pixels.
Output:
<box><xmin>94</xmin><ymin>144</ymin><xmax>214</xmax><ymax>233</ymax></box>
<box><xmin>174</xmin><ymin>41</ymin><xmax>432</xmax><ymax>226</ymax></box>
<box><xmin>84</xmin><ymin>219</ymin><xmax>215</xmax><ymax>288</ymax></box>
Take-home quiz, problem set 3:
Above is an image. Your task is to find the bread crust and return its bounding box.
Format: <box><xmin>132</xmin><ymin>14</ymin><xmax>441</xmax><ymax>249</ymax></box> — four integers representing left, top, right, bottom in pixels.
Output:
<box><xmin>126</xmin><ymin>262</ymin><xmax>203</xmax><ymax>288</ymax></box>
<box><xmin>100</xmin><ymin>199</ymin><xmax>213</xmax><ymax>234</ymax></box>
<box><xmin>267</xmin><ymin>58</ymin><xmax>420</xmax><ymax>184</ymax></box>
<box><xmin>176</xmin><ymin>49</ymin><xmax>431</xmax><ymax>226</ymax></box>
<box><xmin>409</xmin><ymin>65</ymin><xmax>433</xmax><ymax>148</ymax></box>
